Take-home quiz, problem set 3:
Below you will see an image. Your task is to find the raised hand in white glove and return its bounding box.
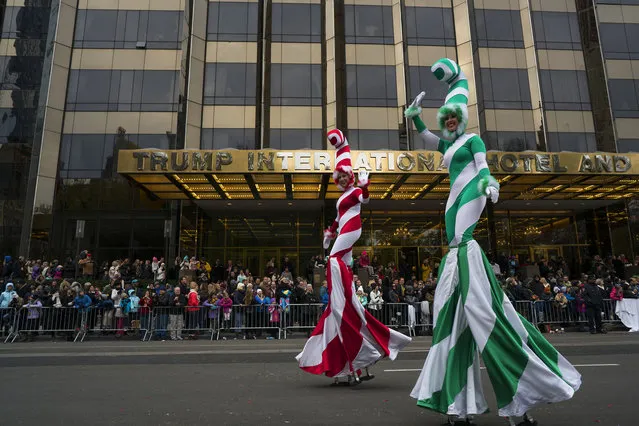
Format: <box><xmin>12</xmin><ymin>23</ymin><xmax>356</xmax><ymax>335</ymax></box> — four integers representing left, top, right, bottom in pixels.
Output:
<box><xmin>486</xmin><ymin>186</ymin><xmax>499</xmax><ymax>204</ymax></box>
<box><xmin>404</xmin><ymin>91</ymin><xmax>426</xmax><ymax>118</ymax></box>
<box><xmin>357</xmin><ymin>169</ymin><xmax>370</xmax><ymax>188</ymax></box>
<box><xmin>323</xmin><ymin>229</ymin><xmax>336</xmax><ymax>249</ymax></box>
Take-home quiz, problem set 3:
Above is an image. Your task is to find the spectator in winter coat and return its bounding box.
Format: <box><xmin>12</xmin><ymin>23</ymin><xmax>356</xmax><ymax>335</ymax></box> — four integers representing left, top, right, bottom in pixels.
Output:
<box><xmin>584</xmin><ymin>279</ymin><xmax>606</xmax><ymax>334</ymax></box>
<box><xmin>610</xmin><ymin>284</ymin><xmax>624</xmax><ymax>301</ymax></box>
<box><xmin>73</xmin><ymin>290</ymin><xmax>92</xmax><ymax>312</ymax></box>
<box><xmin>0</xmin><ymin>283</ymin><xmax>17</xmax><ymax>308</ymax></box>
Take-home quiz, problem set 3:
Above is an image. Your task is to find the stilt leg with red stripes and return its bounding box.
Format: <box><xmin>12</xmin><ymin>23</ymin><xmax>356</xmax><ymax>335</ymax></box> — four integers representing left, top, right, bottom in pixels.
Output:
<box><xmin>296</xmin><ymin>256</ymin><xmax>411</xmax><ymax>378</ymax></box>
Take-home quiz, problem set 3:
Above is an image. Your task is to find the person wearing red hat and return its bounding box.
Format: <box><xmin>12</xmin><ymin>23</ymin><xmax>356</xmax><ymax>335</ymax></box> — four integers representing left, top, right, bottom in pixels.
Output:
<box><xmin>296</xmin><ymin>129</ymin><xmax>411</xmax><ymax>385</ymax></box>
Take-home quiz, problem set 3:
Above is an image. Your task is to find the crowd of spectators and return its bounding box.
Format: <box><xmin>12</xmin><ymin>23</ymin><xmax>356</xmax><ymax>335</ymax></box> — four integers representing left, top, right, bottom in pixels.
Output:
<box><xmin>1</xmin><ymin>251</ymin><xmax>638</xmax><ymax>341</ymax></box>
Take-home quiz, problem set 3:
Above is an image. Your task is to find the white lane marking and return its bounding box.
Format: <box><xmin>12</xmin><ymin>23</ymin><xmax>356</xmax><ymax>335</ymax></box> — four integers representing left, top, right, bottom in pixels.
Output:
<box><xmin>383</xmin><ymin>364</ymin><xmax>620</xmax><ymax>372</ymax></box>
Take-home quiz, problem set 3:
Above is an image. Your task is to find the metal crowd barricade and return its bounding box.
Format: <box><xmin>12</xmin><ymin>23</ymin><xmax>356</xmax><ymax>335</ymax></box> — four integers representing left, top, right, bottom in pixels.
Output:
<box><xmin>11</xmin><ymin>307</ymin><xmax>83</xmax><ymax>342</ymax></box>
<box><xmin>1</xmin><ymin>307</ymin><xmax>17</xmax><ymax>343</ymax></box>
<box><xmin>512</xmin><ymin>300</ymin><xmax>535</xmax><ymax>324</ymax></box>
<box><xmin>81</xmin><ymin>306</ymin><xmax>152</xmax><ymax>342</ymax></box>
<box><xmin>228</xmin><ymin>304</ymin><xmax>281</xmax><ymax>340</ymax></box>
<box><xmin>147</xmin><ymin>306</ymin><xmax>219</xmax><ymax>341</ymax></box>
<box><xmin>282</xmin><ymin>303</ymin><xmax>323</xmax><ymax>338</ymax></box>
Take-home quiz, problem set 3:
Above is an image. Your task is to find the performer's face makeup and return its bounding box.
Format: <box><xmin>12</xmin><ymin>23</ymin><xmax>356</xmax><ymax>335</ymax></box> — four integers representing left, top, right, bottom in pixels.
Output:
<box><xmin>445</xmin><ymin>114</ymin><xmax>459</xmax><ymax>132</ymax></box>
<box><xmin>337</xmin><ymin>172</ymin><xmax>350</xmax><ymax>188</ymax></box>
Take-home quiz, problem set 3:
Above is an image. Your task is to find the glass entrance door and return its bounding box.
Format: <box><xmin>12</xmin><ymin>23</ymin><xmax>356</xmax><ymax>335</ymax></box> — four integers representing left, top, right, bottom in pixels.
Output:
<box><xmin>530</xmin><ymin>246</ymin><xmax>563</xmax><ymax>263</ymax></box>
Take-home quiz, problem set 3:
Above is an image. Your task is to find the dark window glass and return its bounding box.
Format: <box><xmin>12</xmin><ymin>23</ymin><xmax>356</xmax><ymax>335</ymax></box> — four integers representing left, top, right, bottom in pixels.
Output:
<box><xmin>1</xmin><ymin>6</ymin><xmax>51</xmax><ymax>39</ymax></box>
<box><xmin>482</xmin><ymin>131</ymin><xmax>537</xmax><ymax>151</ymax></box>
<box><xmin>404</xmin><ymin>7</ymin><xmax>455</xmax><ymax>46</ymax></box>
<box><xmin>0</xmin><ymin>107</ymin><xmax>37</xmax><ymax>144</ymax></box>
<box><xmin>201</xmin><ymin>128</ymin><xmax>256</xmax><ymax>149</ymax></box>
<box><xmin>546</xmin><ymin>132</ymin><xmax>596</xmax><ymax>152</ymax></box>
<box><xmin>66</xmin><ymin>134</ymin><xmax>108</xmax><ymax>172</ymax></box>
<box><xmin>207</xmin><ymin>2</ymin><xmax>259</xmax><ymax>42</ymax></box>
<box><xmin>203</xmin><ymin>63</ymin><xmax>257</xmax><ymax>105</ymax></box>
<box><xmin>347</xmin><ymin>129</ymin><xmax>400</xmax><ymax>150</ymax></box>
<box><xmin>344</xmin><ymin>5</ymin><xmax>394</xmax><ymax>44</ymax></box>
<box><xmin>146</xmin><ymin>11</ymin><xmax>183</xmax><ymax>48</ymax></box>
<box><xmin>479</xmin><ymin>68</ymin><xmax>532</xmax><ymax>109</ymax></box>
<box><xmin>599</xmin><ymin>23</ymin><xmax>639</xmax><ymax>59</ymax></box>
<box><xmin>346</xmin><ymin>65</ymin><xmax>397</xmax><ymax>107</ymax></box>
<box><xmin>0</xmin><ymin>56</ymin><xmax>45</xmax><ymax>90</ymax></box>
<box><xmin>272</xmin><ymin>3</ymin><xmax>321</xmax><ymax>43</ymax></box>
<box><xmin>531</xmin><ymin>11</ymin><xmax>581</xmax><ymax>50</ymax></box>
<box><xmin>595</xmin><ymin>0</ymin><xmax>639</xmax><ymax>4</ymax></box>
<box><xmin>270</xmin><ymin>64</ymin><xmax>322</xmax><ymax>106</ymax></box>
<box><xmin>74</xmin><ymin>10</ymin><xmax>183</xmax><ymax>49</ymax></box>
<box><xmin>617</xmin><ymin>139</ymin><xmax>639</xmax><ymax>152</ymax></box>
<box><xmin>270</xmin><ymin>129</ymin><xmax>322</xmax><ymax>149</ymax></box>
<box><xmin>473</xmin><ymin>9</ymin><xmax>524</xmax><ymax>48</ymax></box>
<box><xmin>539</xmin><ymin>70</ymin><xmax>591</xmax><ymax>110</ymax></box>
<box><xmin>607</xmin><ymin>79</ymin><xmax>639</xmax><ymax>118</ymax></box>
<box><xmin>66</xmin><ymin>70</ymin><xmax>179</xmax><ymax>111</ymax></box>
<box><xmin>408</xmin><ymin>66</ymin><xmax>450</xmax><ymax>107</ymax></box>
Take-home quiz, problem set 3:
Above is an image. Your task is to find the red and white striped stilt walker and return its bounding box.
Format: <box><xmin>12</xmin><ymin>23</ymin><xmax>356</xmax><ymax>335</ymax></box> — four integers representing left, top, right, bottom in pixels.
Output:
<box><xmin>295</xmin><ymin>129</ymin><xmax>412</xmax><ymax>385</ymax></box>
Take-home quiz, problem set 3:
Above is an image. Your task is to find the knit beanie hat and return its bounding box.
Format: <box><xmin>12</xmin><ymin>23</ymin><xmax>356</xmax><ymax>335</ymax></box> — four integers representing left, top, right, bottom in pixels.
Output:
<box><xmin>327</xmin><ymin>129</ymin><xmax>354</xmax><ymax>191</ymax></box>
<box><xmin>431</xmin><ymin>58</ymin><xmax>469</xmax><ymax>140</ymax></box>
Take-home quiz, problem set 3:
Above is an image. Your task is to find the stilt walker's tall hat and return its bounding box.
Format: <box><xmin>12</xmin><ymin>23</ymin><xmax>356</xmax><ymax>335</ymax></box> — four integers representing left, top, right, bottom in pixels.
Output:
<box><xmin>431</xmin><ymin>58</ymin><xmax>469</xmax><ymax>140</ymax></box>
<box><xmin>327</xmin><ymin>129</ymin><xmax>354</xmax><ymax>191</ymax></box>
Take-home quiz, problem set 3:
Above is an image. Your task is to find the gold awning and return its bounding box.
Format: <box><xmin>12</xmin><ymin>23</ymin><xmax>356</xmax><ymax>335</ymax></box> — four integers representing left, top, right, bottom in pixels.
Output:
<box><xmin>117</xmin><ymin>149</ymin><xmax>639</xmax><ymax>201</ymax></box>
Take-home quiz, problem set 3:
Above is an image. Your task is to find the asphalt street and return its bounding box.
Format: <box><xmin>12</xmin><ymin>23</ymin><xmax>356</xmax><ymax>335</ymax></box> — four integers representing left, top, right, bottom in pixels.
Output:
<box><xmin>1</xmin><ymin>333</ymin><xmax>637</xmax><ymax>426</ymax></box>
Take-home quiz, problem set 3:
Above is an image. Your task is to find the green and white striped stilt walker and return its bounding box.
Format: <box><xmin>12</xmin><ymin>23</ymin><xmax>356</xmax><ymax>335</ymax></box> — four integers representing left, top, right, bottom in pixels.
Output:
<box><xmin>405</xmin><ymin>58</ymin><xmax>581</xmax><ymax>426</ymax></box>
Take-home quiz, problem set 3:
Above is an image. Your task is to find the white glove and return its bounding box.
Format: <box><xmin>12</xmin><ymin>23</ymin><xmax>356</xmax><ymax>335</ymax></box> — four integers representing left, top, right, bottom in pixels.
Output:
<box><xmin>357</xmin><ymin>169</ymin><xmax>370</xmax><ymax>188</ymax></box>
<box><xmin>323</xmin><ymin>237</ymin><xmax>332</xmax><ymax>250</ymax></box>
<box><xmin>404</xmin><ymin>91</ymin><xmax>426</xmax><ymax>118</ymax></box>
<box><xmin>486</xmin><ymin>186</ymin><xmax>499</xmax><ymax>204</ymax></box>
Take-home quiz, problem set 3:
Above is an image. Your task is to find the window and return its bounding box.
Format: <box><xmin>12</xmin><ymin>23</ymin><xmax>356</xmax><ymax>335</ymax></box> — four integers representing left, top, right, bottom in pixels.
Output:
<box><xmin>546</xmin><ymin>132</ymin><xmax>596</xmax><ymax>152</ymax></box>
<box><xmin>66</xmin><ymin>70</ymin><xmax>179</xmax><ymax>112</ymax></box>
<box><xmin>404</xmin><ymin>7</ymin><xmax>455</xmax><ymax>46</ymax></box>
<box><xmin>408</xmin><ymin>66</ymin><xmax>451</xmax><ymax>107</ymax></box>
<box><xmin>607</xmin><ymin>79</ymin><xmax>639</xmax><ymax>118</ymax></box>
<box><xmin>617</xmin><ymin>139</ymin><xmax>639</xmax><ymax>153</ymax></box>
<box><xmin>539</xmin><ymin>70</ymin><xmax>591</xmax><ymax>111</ymax></box>
<box><xmin>479</xmin><ymin>68</ymin><xmax>532</xmax><ymax>109</ymax></box>
<box><xmin>204</xmin><ymin>63</ymin><xmax>257</xmax><ymax>105</ymax></box>
<box><xmin>347</xmin><ymin>130</ymin><xmax>400</xmax><ymax>150</ymax></box>
<box><xmin>0</xmin><ymin>108</ymin><xmax>37</xmax><ymax>144</ymax></box>
<box><xmin>272</xmin><ymin>3</ymin><xmax>321</xmax><ymax>43</ymax></box>
<box><xmin>482</xmin><ymin>131</ymin><xmax>537</xmax><ymax>151</ymax></box>
<box><xmin>207</xmin><ymin>2</ymin><xmax>259</xmax><ymax>42</ymax></box>
<box><xmin>271</xmin><ymin>64</ymin><xmax>322</xmax><ymax>106</ymax></box>
<box><xmin>270</xmin><ymin>129</ymin><xmax>322</xmax><ymax>149</ymax></box>
<box><xmin>74</xmin><ymin>10</ymin><xmax>183</xmax><ymax>49</ymax></box>
<box><xmin>532</xmin><ymin>11</ymin><xmax>581</xmax><ymax>50</ymax></box>
<box><xmin>201</xmin><ymin>128</ymin><xmax>257</xmax><ymax>150</ymax></box>
<box><xmin>1</xmin><ymin>6</ymin><xmax>51</xmax><ymax>39</ymax></box>
<box><xmin>473</xmin><ymin>10</ymin><xmax>524</xmax><ymax>48</ymax></box>
<box><xmin>344</xmin><ymin>5</ymin><xmax>394</xmax><ymax>44</ymax></box>
<box><xmin>0</xmin><ymin>56</ymin><xmax>45</xmax><ymax>90</ymax></box>
<box><xmin>599</xmin><ymin>23</ymin><xmax>639</xmax><ymax>59</ymax></box>
<box><xmin>346</xmin><ymin>65</ymin><xmax>397</xmax><ymax>107</ymax></box>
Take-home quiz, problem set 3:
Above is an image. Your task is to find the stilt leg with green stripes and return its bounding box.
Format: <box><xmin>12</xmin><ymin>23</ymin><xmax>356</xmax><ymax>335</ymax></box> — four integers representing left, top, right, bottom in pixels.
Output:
<box><xmin>411</xmin><ymin>241</ymin><xmax>581</xmax><ymax>418</ymax></box>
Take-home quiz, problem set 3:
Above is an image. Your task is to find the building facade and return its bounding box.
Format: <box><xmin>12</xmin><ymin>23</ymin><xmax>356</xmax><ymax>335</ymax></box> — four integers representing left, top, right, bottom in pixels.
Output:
<box><xmin>2</xmin><ymin>0</ymin><xmax>639</xmax><ymax>276</ymax></box>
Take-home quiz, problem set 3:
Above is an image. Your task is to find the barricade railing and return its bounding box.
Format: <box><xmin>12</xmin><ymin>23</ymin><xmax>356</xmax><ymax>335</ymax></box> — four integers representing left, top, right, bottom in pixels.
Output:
<box><xmin>1</xmin><ymin>307</ymin><xmax>17</xmax><ymax>343</ymax></box>
<box><xmin>228</xmin><ymin>304</ymin><xmax>281</xmax><ymax>340</ymax></box>
<box><xmin>282</xmin><ymin>303</ymin><xmax>323</xmax><ymax>338</ymax></box>
<box><xmin>82</xmin><ymin>306</ymin><xmax>154</xmax><ymax>342</ymax></box>
<box><xmin>147</xmin><ymin>306</ymin><xmax>219</xmax><ymax>341</ymax></box>
<box><xmin>10</xmin><ymin>306</ymin><xmax>85</xmax><ymax>342</ymax></box>
<box><xmin>530</xmin><ymin>299</ymin><xmax>621</xmax><ymax>329</ymax></box>
<box><xmin>5</xmin><ymin>299</ymin><xmax>624</xmax><ymax>343</ymax></box>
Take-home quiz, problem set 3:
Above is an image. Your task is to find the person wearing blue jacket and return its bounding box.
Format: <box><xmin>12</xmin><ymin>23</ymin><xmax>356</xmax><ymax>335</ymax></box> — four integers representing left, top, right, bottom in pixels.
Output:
<box><xmin>0</xmin><ymin>282</ymin><xmax>17</xmax><ymax>308</ymax></box>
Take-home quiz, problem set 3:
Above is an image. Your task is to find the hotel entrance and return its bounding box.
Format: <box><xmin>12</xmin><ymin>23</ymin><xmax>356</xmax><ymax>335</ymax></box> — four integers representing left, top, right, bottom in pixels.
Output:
<box><xmin>530</xmin><ymin>246</ymin><xmax>563</xmax><ymax>263</ymax></box>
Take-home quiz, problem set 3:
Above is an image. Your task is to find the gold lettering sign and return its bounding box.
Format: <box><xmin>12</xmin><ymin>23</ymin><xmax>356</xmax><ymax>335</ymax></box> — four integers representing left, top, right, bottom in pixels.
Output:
<box><xmin>118</xmin><ymin>150</ymin><xmax>637</xmax><ymax>175</ymax></box>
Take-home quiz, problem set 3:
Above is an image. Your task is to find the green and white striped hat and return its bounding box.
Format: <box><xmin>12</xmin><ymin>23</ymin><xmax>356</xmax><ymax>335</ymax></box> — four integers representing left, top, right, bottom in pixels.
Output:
<box><xmin>431</xmin><ymin>58</ymin><xmax>469</xmax><ymax>140</ymax></box>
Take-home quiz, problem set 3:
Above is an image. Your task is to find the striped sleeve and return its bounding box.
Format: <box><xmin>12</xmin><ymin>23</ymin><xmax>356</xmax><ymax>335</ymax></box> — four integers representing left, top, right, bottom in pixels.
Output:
<box><xmin>470</xmin><ymin>135</ymin><xmax>490</xmax><ymax>179</ymax></box>
<box><xmin>412</xmin><ymin>115</ymin><xmax>447</xmax><ymax>153</ymax></box>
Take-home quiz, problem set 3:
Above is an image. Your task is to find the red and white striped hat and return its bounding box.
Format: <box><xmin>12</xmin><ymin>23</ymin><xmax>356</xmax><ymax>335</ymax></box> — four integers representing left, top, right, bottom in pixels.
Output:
<box><xmin>327</xmin><ymin>129</ymin><xmax>354</xmax><ymax>191</ymax></box>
